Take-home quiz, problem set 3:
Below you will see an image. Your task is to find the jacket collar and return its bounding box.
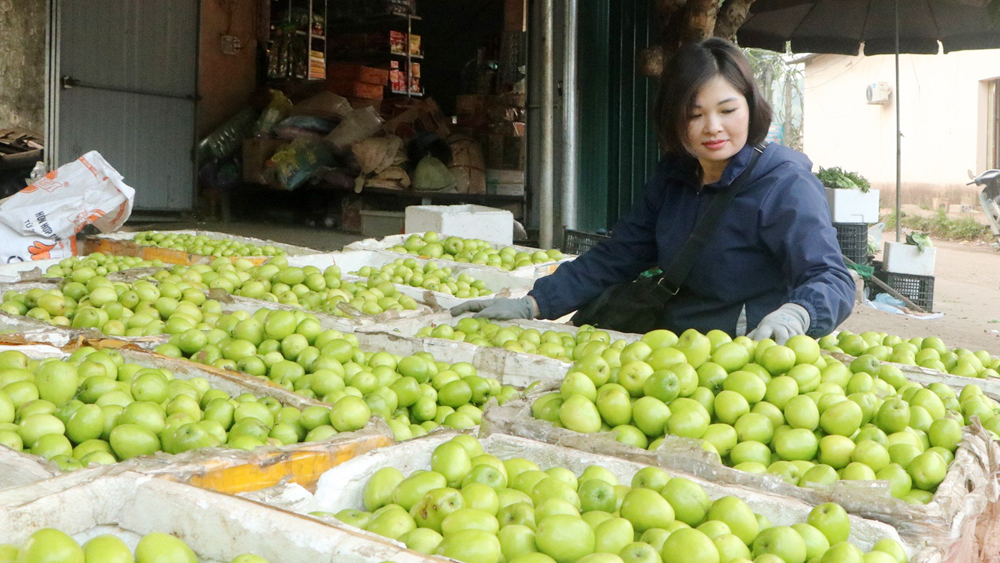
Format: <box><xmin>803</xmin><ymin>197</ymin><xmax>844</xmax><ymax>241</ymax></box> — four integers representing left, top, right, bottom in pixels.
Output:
<box><xmin>699</xmin><ymin>143</ymin><xmax>762</xmax><ymax>191</ymax></box>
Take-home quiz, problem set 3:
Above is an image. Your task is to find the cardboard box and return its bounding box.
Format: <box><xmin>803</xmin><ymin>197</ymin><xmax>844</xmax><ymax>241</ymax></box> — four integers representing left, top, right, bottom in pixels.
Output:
<box><xmin>327</xmin><ymin>79</ymin><xmax>384</xmax><ymax>100</ymax></box>
<box><xmin>456</xmin><ymin>95</ymin><xmax>488</xmax><ymax>117</ymax></box>
<box><xmin>504</xmin><ymin>0</ymin><xmax>526</xmax><ymax>31</ymax></box>
<box><xmin>243</xmin><ymin>138</ymin><xmax>289</xmax><ymax>185</ymax></box>
<box><xmin>327</xmin><ymin>64</ymin><xmax>389</xmax><ymax>85</ymax></box>
<box><xmin>382</xmin><ymin>99</ymin><xmax>451</xmax><ymax>140</ymax></box>
<box><xmin>487</xmin><ymin>134</ymin><xmax>526</xmax><ymax>170</ymax></box>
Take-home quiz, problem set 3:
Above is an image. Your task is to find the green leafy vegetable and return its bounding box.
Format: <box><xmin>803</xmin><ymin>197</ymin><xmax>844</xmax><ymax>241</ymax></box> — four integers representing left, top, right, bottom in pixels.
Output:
<box><xmin>816</xmin><ymin>167</ymin><xmax>870</xmax><ymax>193</ymax></box>
<box><xmin>905</xmin><ymin>231</ymin><xmax>933</xmax><ymax>253</ymax></box>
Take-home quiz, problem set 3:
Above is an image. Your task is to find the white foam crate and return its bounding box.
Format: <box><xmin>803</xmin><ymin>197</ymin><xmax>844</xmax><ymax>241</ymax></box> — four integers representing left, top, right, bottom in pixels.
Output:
<box><xmin>346</xmin><ymin>232</ymin><xmax>575</xmax><ymax>279</ymax></box>
<box><xmin>0</xmin><ymin>471</ymin><xmax>438</xmax><ymax>563</ymax></box>
<box><xmin>405</xmin><ymin>204</ymin><xmax>514</xmax><ymax>246</ymax></box>
<box><xmin>288</xmin><ymin>251</ymin><xmax>535</xmax><ymax>310</ymax></box>
<box><xmin>883</xmin><ymin>242</ymin><xmax>937</xmax><ymax>277</ymax></box>
<box><xmin>242</xmin><ymin>432</ymin><xmax>923</xmax><ymax>561</ymax></box>
<box><xmin>0</xmin><ymin>259</ymin><xmax>62</xmax><ymax>283</ymax></box>
<box><xmin>826</xmin><ymin>188</ymin><xmax>880</xmax><ymax>224</ymax></box>
<box><xmin>0</xmin><ymin>343</ymin><xmax>361</xmax><ymax>484</ymax></box>
<box><xmin>357</xmin><ymin>312</ymin><xmax>641</xmax><ymax>388</ymax></box>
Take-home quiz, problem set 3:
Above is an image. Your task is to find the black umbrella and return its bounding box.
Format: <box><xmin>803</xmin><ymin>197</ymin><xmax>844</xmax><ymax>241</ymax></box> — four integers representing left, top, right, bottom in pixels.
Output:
<box><xmin>738</xmin><ymin>0</ymin><xmax>1000</xmax><ymax>55</ymax></box>
<box><xmin>737</xmin><ymin>0</ymin><xmax>1000</xmax><ymax>240</ymax></box>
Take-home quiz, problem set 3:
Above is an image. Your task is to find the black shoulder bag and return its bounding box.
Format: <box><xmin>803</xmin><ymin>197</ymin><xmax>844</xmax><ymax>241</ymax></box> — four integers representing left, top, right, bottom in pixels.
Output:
<box><xmin>570</xmin><ymin>145</ymin><xmax>765</xmax><ymax>334</ymax></box>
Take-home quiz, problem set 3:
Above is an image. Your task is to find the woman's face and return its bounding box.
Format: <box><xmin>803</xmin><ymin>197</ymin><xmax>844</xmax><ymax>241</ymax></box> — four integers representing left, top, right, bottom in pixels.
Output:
<box><xmin>684</xmin><ymin>75</ymin><xmax>750</xmax><ymax>167</ymax></box>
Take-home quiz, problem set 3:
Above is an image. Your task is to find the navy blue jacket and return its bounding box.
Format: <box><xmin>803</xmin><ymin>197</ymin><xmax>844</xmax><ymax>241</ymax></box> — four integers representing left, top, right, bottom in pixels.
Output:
<box><xmin>530</xmin><ymin>143</ymin><xmax>855</xmax><ymax>337</ymax></box>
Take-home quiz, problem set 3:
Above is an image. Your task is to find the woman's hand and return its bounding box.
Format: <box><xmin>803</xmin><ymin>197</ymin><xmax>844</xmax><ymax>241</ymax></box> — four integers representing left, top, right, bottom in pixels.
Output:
<box><xmin>748</xmin><ymin>303</ymin><xmax>810</xmax><ymax>344</ymax></box>
<box><xmin>450</xmin><ymin>296</ymin><xmax>539</xmax><ymax>320</ymax></box>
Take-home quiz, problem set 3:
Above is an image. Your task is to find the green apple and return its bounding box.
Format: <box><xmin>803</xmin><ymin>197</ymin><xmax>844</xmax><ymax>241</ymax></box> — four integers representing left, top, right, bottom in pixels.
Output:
<box><xmin>659</xmin><ymin>528</ymin><xmax>719</xmax><ymax>563</ymax></box>
<box><xmin>820</xmin><ymin>400</ymin><xmax>863</xmax><ymax>437</ymax></box>
<box><xmin>595</xmin><ymin>517</ymin><xmax>635</xmax><ymax>555</ymax></box>
<box><xmin>498</xmin><ymin>524</ymin><xmax>536</xmax><ymax>561</ymax></box>
<box><xmin>432</xmin><ymin>441</ymin><xmax>473</xmax><ymax>487</ymax></box>
<box><xmin>412</xmin><ymin>487</ymin><xmax>465</xmax><ymax>532</ymax></box>
<box><xmin>578</xmin><ymin>465</ymin><xmax>617</xmax><ymax>486</ymax></box>
<box><xmin>707</xmin><ymin>496</ymin><xmax>759</xmax><ymax>545</ymax></box>
<box><xmin>820</xmin><ymin>542</ymin><xmax>863</xmax><ymax>563</ymax></box>
<box><xmin>907</xmin><ymin>451</ymin><xmax>947</xmax><ymax>491</ymax></box>
<box><xmin>441</xmin><ymin>508</ymin><xmax>500</xmax><ymax>536</ymax></box>
<box><xmin>696</xmin><ymin>521</ymin><xmax>731</xmax><ymax>540</ymax></box>
<box><xmin>462</xmin><ymin>483</ymin><xmax>500</xmax><ymax>515</ymax></box>
<box><xmin>498</xmin><ymin>500</ymin><xmax>537</xmax><ymax>529</ymax></box>
<box><xmin>535</xmin><ymin>515</ymin><xmax>595</xmax><ymax>563</ymax></box>
<box><xmin>817</xmin><ymin>435</ymin><xmax>856</xmax><ymax>469</ymax></box>
<box><xmin>579</xmin><ymin>478</ymin><xmax>618</xmax><ymax>513</ymax></box>
<box><xmin>368</xmin><ymin>506</ymin><xmax>417</xmax><ymax>540</ymax></box>
<box><xmin>392</xmin><ymin>471</ymin><xmax>448</xmax><ymax>511</ymax></box>
<box><xmin>714</xmin><ymin>391</ymin><xmax>750</xmax><ymax>426</ymax></box>
<box><xmin>871</xmin><ymin>539</ymin><xmax>908</xmax><ymax>563</ymax></box>
<box><xmin>400</xmin><ymin>528</ymin><xmax>444</xmax><ymax>555</ymax></box>
<box><xmin>875</xmin><ymin>399</ymin><xmax>910</xmax><ymax>434</ymax></box>
<box><xmin>18</xmin><ymin>529</ymin><xmax>84</xmax><ymax>563</ymax></box>
<box><xmin>807</xmin><ymin>503</ymin><xmax>850</xmax><ymax>545</ymax></box>
<box><xmin>436</xmin><ymin>529</ymin><xmax>503</xmax><ymax>563</ymax></box>
<box><xmin>713</xmin><ymin>533</ymin><xmax>750</xmax><ymax>563</ymax></box>
<box><xmin>631</xmin><ymin>467</ymin><xmax>671</xmax><ymax>492</ymax></box>
<box><xmin>791</xmin><ymin>523</ymin><xmax>829</xmax><ymax>561</ymax></box>
<box><xmin>134</xmin><ymin>533</ymin><xmax>197</xmax><ymax>563</ymax></box>
<box><xmin>851</xmin><ymin>441</ymin><xmax>890</xmax><ymax>473</ymax></box>
<box><xmin>774</xmin><ymin>428</ymin><xmax>819</xmax><ymax>461</ymax></box>
<box><xmin>83</xmin><ymin>534</ymin><xmax>134</xmax><ymax>563</ymax></box>
<box><xmin>661</xmin><ymin>477</ymin><xmax>710</xmax><ymax>527</ymax></box>
<box><xmin>560</xmin><ymin>395</ymin><xmax>602</xmax><ymax>433</ymax></box>
<box><xmin>332</xmin><ymin>509</ymin><xmax>371</xmax><ymax>529</ymax></box>
<box><xmin>618</xmin><ymin>542</ymin><xmax>662</xmax><ymax>563</ymax></box>
<box><xmin>619</xmin><ymin>489</ymin><xmax>675</xmax><ymax>533</ymax></box>
<box><xmin>876</xmin><ymin>463</ymin><xmax>913</xmax><ymax>498</ymax></box>
<box><xmin>631</xmin><ymin>397</ymin><xmax>671</xmax><ymax>437</ymax></box>
<box><xmin>752</xmin><ymin>526</ymin><xmax>807</xmax><ymax>563</ymax></box>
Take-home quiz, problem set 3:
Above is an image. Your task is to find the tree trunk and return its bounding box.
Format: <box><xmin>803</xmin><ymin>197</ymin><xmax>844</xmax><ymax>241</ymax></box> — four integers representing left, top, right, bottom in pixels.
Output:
<box><xmin>680</xmin><ymin>0</ymin><xmax>720</xmax><ymax>43</ymax></box>
<box><xmin>715</xmin><ymin>0</ymin><xmax>758</xmax><ymax>41</ymax></box>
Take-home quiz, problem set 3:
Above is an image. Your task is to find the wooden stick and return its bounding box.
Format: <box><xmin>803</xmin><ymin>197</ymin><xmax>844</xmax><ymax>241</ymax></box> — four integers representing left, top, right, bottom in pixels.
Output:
<box><xmin>843</xmin><ymin>256</ymin><xmax>927</xmax><ymax>314</ymax></box>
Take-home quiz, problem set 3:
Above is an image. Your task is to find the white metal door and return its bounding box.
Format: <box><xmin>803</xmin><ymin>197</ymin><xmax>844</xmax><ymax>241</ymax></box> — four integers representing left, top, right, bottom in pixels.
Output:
<box><xmin>52</xmin><ymin>0</ymin><xmax>198</xmax><ymax>211</ymax></box>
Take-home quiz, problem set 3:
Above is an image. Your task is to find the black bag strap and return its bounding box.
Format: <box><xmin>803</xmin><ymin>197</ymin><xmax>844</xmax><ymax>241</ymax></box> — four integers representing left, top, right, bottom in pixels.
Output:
<box><xmin>653</xmin><ymin>143</ymin><xmax>766</xmax><ymax>297</ymax></box>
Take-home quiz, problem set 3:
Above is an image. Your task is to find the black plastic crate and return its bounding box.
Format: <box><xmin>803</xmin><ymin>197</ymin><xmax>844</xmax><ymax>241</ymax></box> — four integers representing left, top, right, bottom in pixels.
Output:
<box><xmin>834</xmin><ymin>222</ymin><xmax>870</xmax><ymax>265</ymax></box>
<box><xmin>562</xmin><ymin>229</ymin><xmax>610</xmax><ymax>255</ymax></box>
<box><xmin>873</xmin><ymin>268</ymin><xmax>935</xmax><ymax>312</ymax></box>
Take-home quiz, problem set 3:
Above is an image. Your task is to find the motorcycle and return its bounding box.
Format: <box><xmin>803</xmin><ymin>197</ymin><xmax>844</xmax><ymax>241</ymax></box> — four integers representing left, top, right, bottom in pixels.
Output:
<box><xmin>970</xmin><ymin>169</ymin><xmax>1000</xmax><ymax>243</ymax></box>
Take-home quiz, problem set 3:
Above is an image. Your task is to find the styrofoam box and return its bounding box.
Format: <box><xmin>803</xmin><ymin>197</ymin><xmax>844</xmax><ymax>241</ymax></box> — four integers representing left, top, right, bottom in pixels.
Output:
<box><xmin>0</xmin><ymin>471</ymin><xmax>439</xmax><ymax>563</ymax></box>
<box><xmin>288</xmin><ymin>251</ymin><xmax>535</xmax><ymax>310</ymax></box>
<box><xmin>405</xmin><ymin>204</ymin><xmax>514</xmax><ymax>246</ymax></box>
<box><xmin>883</xmin><ymin>241</ymin><xmax>936</xmax><ymax>276</ymax></box>
<box><xmin>346</xmin><ymin>232</ymin><xmax>576</xmax><ymax>279</ymax></box>
<box><xmin>826</xmin><ymin>188</ymin><xmax>880</xmax><ymax>223</ymax></box>
<box><xmin>0</xmin><ymin>344</ymin><xmax>337</xmax><ymax>481</ymax></box>
<box><xmin>356</xmin><ymin>311</ymin><xmax>642</xmax><ymax>388</ymax></box>
<box><xmin>241</xmin><ymin>432</ymin><xmax>920</xmax><ymax>560</ymax></box>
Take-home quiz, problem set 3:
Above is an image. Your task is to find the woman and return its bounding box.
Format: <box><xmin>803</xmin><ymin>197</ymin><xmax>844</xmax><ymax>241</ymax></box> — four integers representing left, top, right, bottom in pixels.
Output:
<box><xmin>453</xmin><ymin>38</ymin><xmax>855</xmax><ymax>344</ymax></box>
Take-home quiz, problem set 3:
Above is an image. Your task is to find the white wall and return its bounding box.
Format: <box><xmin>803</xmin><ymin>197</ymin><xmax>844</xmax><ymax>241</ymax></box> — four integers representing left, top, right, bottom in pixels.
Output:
<box><xmin>803</xmin><ymin>50</ymin><xmax>1000</xmax><ymax>206</ymax></box>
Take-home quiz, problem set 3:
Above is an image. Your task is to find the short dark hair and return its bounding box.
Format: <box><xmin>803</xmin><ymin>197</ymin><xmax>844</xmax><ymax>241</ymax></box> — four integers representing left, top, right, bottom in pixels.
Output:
<box><xmin>654</xmin><ymin>38</ymin><xmax>772</xmax><ymax>155</ymax></box>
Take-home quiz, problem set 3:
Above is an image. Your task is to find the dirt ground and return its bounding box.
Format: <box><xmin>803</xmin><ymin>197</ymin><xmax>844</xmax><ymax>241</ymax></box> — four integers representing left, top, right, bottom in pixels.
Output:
<box><xmin>840</xmin><ymin>231</ymin><xmax>1000</xmax><ymax>355</ymax></box>
<box><xmin>129</xmin><ymin>220</ymin><xmax>1000</xmax><ymax>354</ymax></box>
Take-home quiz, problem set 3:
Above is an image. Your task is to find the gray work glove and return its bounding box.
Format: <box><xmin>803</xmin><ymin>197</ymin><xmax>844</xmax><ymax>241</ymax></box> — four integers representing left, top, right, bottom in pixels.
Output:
<box><xmin>450</xmin><ymin>296</ymin><xmax>539</xmax><ymax>320</ymax></box>
<box><xmin>748</xmin><ymin>303</ymin><xmax>810</xmax><ymax>345</ymax></box>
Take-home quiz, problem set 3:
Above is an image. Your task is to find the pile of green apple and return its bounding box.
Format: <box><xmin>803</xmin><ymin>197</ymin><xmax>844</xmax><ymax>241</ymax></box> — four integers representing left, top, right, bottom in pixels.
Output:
<box><xmin>6</xmin><ymin>529</ymin><xmax>271</xmax><ymax>563</ymax></box>
<box><xmin>387</xmin><ymin>232</ymin><xmax>564</xmax><ymax>271</ymax></box>
<box><xmin>352</xmin><ymin>258</ymin><xmax>494</xmax><ymax>299</ymax></box>
<box><xmin>43</xmin><ymin>253</ymin><xmax>161</xmax><ymax>279</ymax></box>
<box><xmin>132</xmin><ymin>231</ymin><xmax>287</xmax><ymax>257</ymax></box>
<box><xmin>152</xmin><ymin>308</ymin><xmax>520</xmax><ymax>441</ymax></box>
<box><xmin>0</xmin><ymin>346</ymin><xmax>357</xmax><ymax>471</ymax></box>
<box><xmin>320</xmin><ymin>435</ymin><xmax>908</xmax><ymax>563</ymax></box>
<box><xmin>416</xmin><ymin>318</ymin><xmax>629</xmax><ymax>362</ymax></box>
<box><xmin>531</xmin><ymin>328</ymin><xmax>996</xmax><ymax>504</ymax></box>
<box><xmin>820</xmin><ymin>331</ymin><xmax>1000</xmax><ymax>379</ymax></box>
<box><xmin>0</xmin><ymin>258</ymin><xmax>419</xmax><ymax>335</ymax></box>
